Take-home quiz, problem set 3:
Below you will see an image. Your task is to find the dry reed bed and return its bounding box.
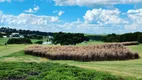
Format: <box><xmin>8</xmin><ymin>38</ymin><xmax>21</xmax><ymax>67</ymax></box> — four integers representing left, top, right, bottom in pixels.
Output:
<box><xmin>119</xmin><ymin>41</ymin><xmax>139</xmax><ymax>46</ymax></box>
<box><xmin>24</xmin><ymin>44</ymin><xmax>139</xmax><ymax>61</ymax></box>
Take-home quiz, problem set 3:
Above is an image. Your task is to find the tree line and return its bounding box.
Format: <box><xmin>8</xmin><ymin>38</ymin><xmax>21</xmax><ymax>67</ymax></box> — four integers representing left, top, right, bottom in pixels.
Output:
<box><xmin>103</xmin><ymin>32</ymin><xmax>142</xmax><ymax>43</ymax></box>
<box><xmin>0</xmin><ymin>27</ymin><xmax>54</xmax><ymax>39</ymax></box>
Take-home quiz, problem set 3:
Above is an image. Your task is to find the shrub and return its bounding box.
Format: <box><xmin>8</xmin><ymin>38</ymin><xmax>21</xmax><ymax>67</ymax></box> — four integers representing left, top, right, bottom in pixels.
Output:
<box><xmin>7</xmin><ymin>38</ymin><xmax>32</xmax><ymax>44</ymax></box>
<box><xmin>24</xmin><ymin>43</ymin><xmax>139</xmax><ymax>61</ymax></box>
<box><xmin>138</xmin><ymin>35</ymin><xmax>142</xmax><ymax>43</ymax></box>
<box><xmin>0</xmin><ymin>62</ymin><xmax>136</xmax><ymax>80</ymax></box>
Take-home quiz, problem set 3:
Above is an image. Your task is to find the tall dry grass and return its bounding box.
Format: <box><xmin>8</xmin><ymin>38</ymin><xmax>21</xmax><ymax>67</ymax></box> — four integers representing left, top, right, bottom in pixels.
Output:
<box><xmin>24</xmin><ymin>43</ymin><xmax>139</xmax><ymax>61</ymax></box>
<box><xmin>119</xmin><ymin>41</ymin><xmax>139</xmax><ymax>46</ymax></box>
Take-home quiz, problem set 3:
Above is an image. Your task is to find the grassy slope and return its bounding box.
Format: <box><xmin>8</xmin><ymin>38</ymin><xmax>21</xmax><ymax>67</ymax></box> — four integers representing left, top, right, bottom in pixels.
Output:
<box><xmin>0</xmin><ymin>44</ymin><xmax>27</xmax><ymax>57</ymax></box>
<box><xmin>0</xmin><ymin>39</ymin><xmax>142</xmax><ymax>78</ymax></box>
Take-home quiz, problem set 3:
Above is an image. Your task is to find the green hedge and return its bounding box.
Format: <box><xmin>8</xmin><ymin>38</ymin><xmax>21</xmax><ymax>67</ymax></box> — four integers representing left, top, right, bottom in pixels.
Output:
<box><xmin>7</xmin><ymin>38</ymin><xmax>32</xmax><ymax>44</ymax></box>
<box><xmin>0</xmin><ymin>62</ymin><xmax>139</xmax><ymax>80</ymax></box>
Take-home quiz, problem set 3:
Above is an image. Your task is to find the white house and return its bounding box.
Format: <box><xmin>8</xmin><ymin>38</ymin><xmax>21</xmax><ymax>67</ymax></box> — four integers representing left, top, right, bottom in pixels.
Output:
<box><xmin>10</xmin><ymin>33</ymin><xmax>24</xmax><ymax>38</ymax></box>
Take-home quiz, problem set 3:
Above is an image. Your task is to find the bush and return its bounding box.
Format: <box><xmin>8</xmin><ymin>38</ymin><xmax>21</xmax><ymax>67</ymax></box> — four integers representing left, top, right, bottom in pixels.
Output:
<box><xmin>0</xmin><ymin>62</ymin><xmax>138</xmax><ymax>80</ymax></box>
<box><xmin>7</xmin><ymin>38</ymin><xmax>32</xmax><ymax>44</ymax></box>
<box><xmin>34</xmin><ymin>41</ymin><xmax>43</xmax><ymax>44</ymax></box>
<box><xmin>138</xmin><ymin>35</ymin><xmax>142</xmax><ymax>43</ymax></box>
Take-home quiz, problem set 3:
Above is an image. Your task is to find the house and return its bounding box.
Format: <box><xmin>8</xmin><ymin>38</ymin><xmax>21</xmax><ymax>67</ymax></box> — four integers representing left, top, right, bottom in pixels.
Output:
<box><xmin>10</xmin><ymin>33</ymin><xmax>24</xmax><ymax>38</ymax></box>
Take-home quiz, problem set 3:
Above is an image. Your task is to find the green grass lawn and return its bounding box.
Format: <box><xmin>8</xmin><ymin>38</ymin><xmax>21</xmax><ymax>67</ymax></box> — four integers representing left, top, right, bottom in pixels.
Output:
<box><xmin>31</xmin><ymin>39</ymin><xmax>42</xmax><ymax>43</ymax></box>
<box><xmin>0</xmin><ymin>39</ymin><xmax>142</xmax><ymax>79</ymax></box>
<box><xmin>0</xmin><ymin>44</ymin><xmax>27</xmax><ymax>57</ymax></box>
<box><xmin>0</xmin><ymin>38</ymin><xmax>8</xmax><ymax>45</ymax></box>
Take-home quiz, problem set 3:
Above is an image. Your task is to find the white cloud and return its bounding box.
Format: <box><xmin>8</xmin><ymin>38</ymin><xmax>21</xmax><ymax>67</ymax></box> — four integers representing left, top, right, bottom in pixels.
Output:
<box><xmin>127</xmin><ymin>9</ymin><xmax>142</xmax><ymax>24</ymax></box>
<box><xmin>0</xmin><ymin>0</ymin><xmax>11</xmax><ymax>2</ymax></box>
<box><xmin>24</xmin><ymin>5</ymin><xmax>40</xmax><ymax>13</ymax></box>
<box><xmin>53</xmin><ymin>10</ymin><xmax>58</xmax><ymax>13</ymax></box>
<box><xmin>125</xmin><ymin>8</ymin><xmax>142</xmax><ymax>31</ymax></box>
<box><xmin>0</xmin><ymin>0</ymin><xmax>23</xmax><ymax>3</ymax></box>
<box><xmin>51</xmin><ymin>16</ymin><xmax>59</xmax><ymax>22</ymax></box>
<box><xmin>84</xmin><ymin>8</ymin><xmax>127</xmax><ymax>25</ymax></box>
<box><xmin>0</xmin><ymin>11</ymin><xmax>59</xmax><ymax>26</ymax></box>
<box><xmin>58</xmin><ymin>11</ymin><xmax>64</xmax><ymax>16</ymax></box>
<box><xmin>0</xmin><ymin>11</ymin><xmax>61</xmax><ymax>32</ymax></box>
<box><xmin>54</xmin><ymin>0</ymin><xmax>142</xmax><ymax>7</ymax></box>
<box><xmin>33</xmin><ymin>6</ymin><xmax>40</xmax><ymax>12</ymax></box>
<box><xmin>24</xmin><ymin>8</ymin><xmax>34</xmax><ymax>13</ymax></box>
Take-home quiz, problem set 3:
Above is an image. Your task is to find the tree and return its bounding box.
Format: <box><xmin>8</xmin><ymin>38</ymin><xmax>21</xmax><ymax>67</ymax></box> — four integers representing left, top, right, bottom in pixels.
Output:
<box><xmin>138</xmin><ymin>35</ymin><xmax>142</xmax><ymax>43</ymax></box>
<box><xmin>52</xmin><ymin>32</ymin><xmax>85</xmax><ymax>45</ymax></box>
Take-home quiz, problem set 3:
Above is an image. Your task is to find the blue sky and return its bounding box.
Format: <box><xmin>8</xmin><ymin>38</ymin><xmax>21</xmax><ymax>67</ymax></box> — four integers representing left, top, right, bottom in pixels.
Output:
<box><xmin>0</xmin><ymin>0</ymin><xmax>142</xmax><ymax>34</ymax></box>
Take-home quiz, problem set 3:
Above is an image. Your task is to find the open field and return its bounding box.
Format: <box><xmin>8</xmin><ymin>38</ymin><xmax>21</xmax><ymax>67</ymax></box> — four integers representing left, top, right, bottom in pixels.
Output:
<box><xmin>0</xmin><ymin>39</ymin><xmax>142</xmax><ymax>79</ymax></box>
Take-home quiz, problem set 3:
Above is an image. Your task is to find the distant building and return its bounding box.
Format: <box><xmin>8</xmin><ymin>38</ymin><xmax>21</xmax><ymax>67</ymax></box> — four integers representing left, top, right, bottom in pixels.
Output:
<box><xmin>48</xmin><ymin>36</ymin><xmax>53</xmax><ymax>39</ymax></box>
<box><xmin>10</xmin><ymin>33</ymin><xmax>24</xmax><ymax>38</ymax></box>
<box><xmin>3</xmin><ymin>36</ymin><xmax>7</xmax><ymax>38</ymax></box>
<box><xmin>42</xmin><ymin>41</ymin><xmax>52</xmax><ymax>45</ymax></box>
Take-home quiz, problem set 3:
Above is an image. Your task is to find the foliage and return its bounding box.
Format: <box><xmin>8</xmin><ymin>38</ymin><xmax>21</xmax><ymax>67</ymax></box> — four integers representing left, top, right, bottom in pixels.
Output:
<box><xmin>103</xmin><ymin>32</ymin><xmax>142</xmax><ymax>43</ymax></box>
<box><xmin>103</xmin><ymin>33</ymin><xmax>120</xmax><ymax>42</ymax></box>
<box><xmin>52</xmin><ymin>32</ymin><xmax>86</xmax><ymax>45</ymax></box>
<box><xmin>25</xmin><ymin>44</ymin><xmax>139</xmax><ymax>61</ymax></box>
<box><xmin>85</xmin><ymin>35</ymin><xmax>104</xmax><ymax>41</ymax></box>
<box><xmin>24</xmin><ymin>34</ymin><xmax>43</xmax><ymax>39</ymax></box>
<box><xmin>7</xmin><ymin>38</ymin><xmax>32</xmax><ymax>44</ymax></box>
<box><xmin>0</xmin><ymin>62</ymin><xmax>138</xmax><ymax>80</ymax></box>
<box><xmin>138</xmin><ymin>35</ymin><xmax>142</xmax><ymax>43</ymax></box>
